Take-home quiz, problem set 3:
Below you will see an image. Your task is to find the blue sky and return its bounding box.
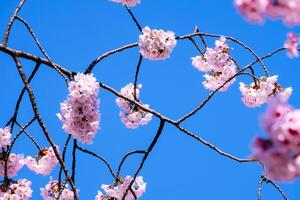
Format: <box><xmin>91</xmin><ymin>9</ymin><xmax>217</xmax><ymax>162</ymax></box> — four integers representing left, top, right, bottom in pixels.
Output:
<box><xmin>1</xmin><ymin>0</ymin><xmax>300</xmax><ymax>199</ymax></box>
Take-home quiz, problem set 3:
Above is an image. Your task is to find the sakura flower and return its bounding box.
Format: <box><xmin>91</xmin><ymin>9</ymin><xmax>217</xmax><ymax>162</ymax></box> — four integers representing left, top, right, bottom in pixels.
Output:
<box><xmin>192</xmin><ymin>36</ymin><xmax>237</xmax><ymax>92</ymax></box>
<box><xmin>97</xmin><ymin>176</ymin><xmax>146</xmax><ymax>200</ymax></box>
<box><xmin>40</xmin><ymin>177</ymin><xmax>78</xmax><ymax>200</ymax></box>
<box><xmin>116</xmin><ymin>83</ymin><xmax>152</xmax><ymax>128</ymax></box>
<box><xmin>25</xmin><ymin>147</ymin><xmax>59</xmax><ymax>176</ymax></box>
<box><xmin>95</xmin><ymin>191</ymin><xmax>105</xmax><ymax>200</ymax></box>
<box><xmin>234</xmin><ymin>0</ymin><xmax>269</xmax><ymax>23</ymax></box>
<box><xmin>0</xmin><ymin>127</ymin><xmax>11</xmax><ymax>148</ymax></box>
<box><xmin>139</xmin><ymin>26</ymin><xmax>177</xmax><ymax>60</ymax></box>
<box><xmin>0</xmin><ymin>179</ymin><xmax>33</xmax><ymax>200</ymax></box>
<box><xmin>0</xmin><ymin>153</ymin><xmax>24</xmax><ymax>177</ymax></box>
<box><xmin>57</xmin><ymin>73</ymin><xmax>100</xmax><ymax>144</ymax></box>
<box><xmin>251</xmin><ymin>97</ymin><xmax>300</xmax><ymax>181</ymax></box>
<box><xmin>110</xmin><ymin>0</ymin><xmax>141</xmax><ymax>7</ymax></box>
<box><xmin>284</xmin><ymin>32</ymin><xmax>299</xmax><ymax>58</ymax></box>
<box><xmin>239</xmin><ymin>75</ymin><xmax>292</xmax><ymax>108</ymax></box>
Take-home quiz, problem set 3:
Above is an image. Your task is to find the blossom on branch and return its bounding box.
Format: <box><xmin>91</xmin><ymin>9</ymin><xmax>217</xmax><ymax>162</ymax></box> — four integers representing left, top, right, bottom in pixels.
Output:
<box><xmin>25</xmin><ymin>147</ymin><xmax>59</xmax><ymax>176</ymax></box>
<box><xmin>57</xmin><ymin>73</ymin><xmax>100</xmax><ymax>144</ymax></box>
<box><xmin>0</xmin><ymin>179</ymin><xmax>32</xmax><ymax>200</ymax></box>
<box><xmin>284</xmin><ymin>32</ymin><xmax>299</xmax><ymax>58</ymax></box>
<box><xmin>96</xmin><ymin>176</ymin><xmax>146</xmax><ymax>200</ymax></box>
<box><xmin>239</xmin><ymin>75</ymin><xmax>292</xmax><ymax>108</ymax></box>
<box><xmin>110</xmin><ymin>0</ymin><xmax>141</xmax><ymax>7</ymax></box>
<box><xmin>139</xmin><ymin>26</ymin><xmax>177</xmax><ymax>60</ymax></box>
<box><xmin>116</xmin><ymin>83</ymin><xmax>152</xmax><ymax>129</ymax></box>
<box><xmin>40</xmin><ymin>177</ymin><xmax>78</xmax><ymax>200</ymax></box>
<box><xmin>0</xmin><ymin>127</ymin><xmax>11</xmax><ymax>148</ymax></box>
<box><xmin>191</xmin><ymin>36</ymin><xmax>237</xmax><ymax>91</ymax></box>
<box><xmin>0</xmin><ymin>153</ymin><xmax>25</xmax><ymax>177</ymax></box>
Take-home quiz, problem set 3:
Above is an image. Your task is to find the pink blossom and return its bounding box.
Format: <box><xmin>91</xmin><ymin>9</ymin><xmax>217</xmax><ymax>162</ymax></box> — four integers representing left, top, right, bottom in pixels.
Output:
<box><xmin>0</xmin><ymin>153</ymin><xmax>24</xmax><ymax>177</ymax></box>
<box><xmin>235</xmin><ymin>0</ymin><xmax>300</xmax><ymax>25</ymax></box>
<box><xmin>139</xmin><ymin>26</ymin><xmax>177</xmax><ymax>60</ymax></box>
<box><xmin>234</xmin><ymin>0</ymin><xmax>269</xmax><ymax>23</ymax></box>
<box><xmin>0</xmin><ymin>127</ymin><xmax>11</xmax><ymax>148</ymax></box>
<box><xmin>284</xmin><ymin>32</ymin><xmax>299</xmax><ymax>58</ymax></box>
<box><xmin>57</xmin><ymin>73</ymin><xmax>100</xmax><ymax>144</ymax></box>
<box><xmin>95</xmin><ymin>191</ymin><xmax>105</xmax><ymax>200</ymax></box>
<box><xmin>252</xmin><ymin>97</ymin><xmax>300</xmax><ymax>181</ymax></box>
<box><xmin>116</xmin><ymin>83</ymin><xmax>152</xmax><ymax>128</ymax></box>
<box><xmin>25</xmin><ymin>147</ymin><xmax>59</xmax><ymax>176</ymax></box>
<box><xmin>0</xmin><ymin>179</ymin><xmax>33</xmax><ymax>200</ymax></box>
<box><xmin>239</xmin><ymin>75</ymin><xmax>292</xmax><ymax>108</ymax></box>
<box><xmin>110</xmin><ymin>0</ymin><xmax>141</xmax><ymax>7</ymax></box>
<box><xmin>192</xmin><ymin>36</ymin><xmax>237</xmax><ymax>91</ymax></box>
<box><xmin>40</xmin><ymin>177</ymin><xmax>78</xmax><ymax>200</ymax></box>
<box><xmin>97</xmin><ymin>176</ymin><xmax>146</xmax><ymax>200</ymax></box>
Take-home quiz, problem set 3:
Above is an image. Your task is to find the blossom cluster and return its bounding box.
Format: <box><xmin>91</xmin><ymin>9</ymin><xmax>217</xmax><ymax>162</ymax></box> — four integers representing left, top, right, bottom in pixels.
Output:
<box><xmin>25</xmin><ymin>147</ymin><xmax>59</xmax><ymax>176</ymax></box>
<box><xmin>239</xmin><ymin>75</ymin><xmax>292</xmax><ymax>108</ymax></box>
<box><xmin>139</xmin><ymin>26</ymin><xmax>177</xmax><ymax>61</ymax></box>
<box><xmin>95</xmin><ymin>176</ymin><xmax>146</xmax><ymax>200</ymax></box>
<box><xmin>252</xmin><ymin>97</ymin><xmax>300</xmax><ymax>181</ymax></box>
<box><xmin>110</xmin><ymin>0</ymin><xmax>141</xmax><ymax>7</ymax></box>
<box><xmin>40</xmin><ymin>178</ymin><xmax>76</xmax><ymax>200</ymax></box>
<box><xmin>0</xmin><ymin>179</ymin><xmax>32</xmax><ymax>200</ymax></box>
<box><xmin>234</xmin><ymin>0</ymin><xmax>300</xmax><ymax>25</ymax></box>
<box><xmin>57</xmin><ymin>73</ymin><xmax>100</xmax><ymax>144</ymax></box>
<box><xmin>0</xmin><ymin>153</ymin><xmax>24</xmax><ymax>177</ymax></box>
<box><xmin>116</xmin><ymin>83</ymin><xmax>153</xmax><ymax>128</ymax></box>
<box><xmin>191</xmin><ymin>36</ymin><xmax>237</xmax><ymax>91</ymax></box>
<box><xmin>0</xmin><ymin>127</ymin><xmax>11</xmax><ymax>148</ymax></box>
<box><xmin>284</xmin><ymin>32</ymin><xmax>299</xmax><ymax>58</ymax></box>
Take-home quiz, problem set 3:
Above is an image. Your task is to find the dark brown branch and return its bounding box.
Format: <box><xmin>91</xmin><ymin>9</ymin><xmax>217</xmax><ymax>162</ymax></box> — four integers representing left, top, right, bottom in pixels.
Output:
<box><xmin>2</xmin><ymin>0</ymin><xmax>26</xmax><ymax>46</ymax></box>
<box><xmin>122</xmin><ymin>120</ymin><xmax>166</xmax><ymax>200</ymax></box>
<box><xmin>71</xmin><ymin>139</ymin><xmax>77</xmax><ymax>185</ymax></box>
<box><xmin>12</xmin><ymin>56</ymin><xmax>78</xmax><ymax>200</ymax></box>
<box><xmin>125</xmin><ymin>5</ymin><xmax>142</xmax><ymax>32</ymax></box>
<box><xmin>15</xmin><ymin>16</ymin><xmax>69</xmax><ymax>83</ymax></box>
<box><xmin>85</xmin><ymin>42</ymin><xmax>138</xmax><ymax>74</ymax></box>
<box><xmin>59</xmin><ymin>134</ymin><xmax>72</xmax><ymax>187</ymax></box>
<box><xmin>133</xmin><ymin>54</ymin><xmax>143</xmax><ymax>100</ymax></box>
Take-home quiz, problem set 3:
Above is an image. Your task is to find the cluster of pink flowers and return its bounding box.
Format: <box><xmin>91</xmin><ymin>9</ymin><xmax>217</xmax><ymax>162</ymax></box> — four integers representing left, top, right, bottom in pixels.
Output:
<box><xmin>252</xmin><ymin>97</ymin><xmax>300</xmax><ymax>181</ymax></box>
<box><xmin>57</xmin><ymin>73</ymin><xmax>100</xmax><ymax>144</ymax></box>
<box><xmin>0</xmin><ymin>153</ymin><xmax>25</xmax><ymax>177</ymax></box>
<box><xmin>284</xmin><ymin>32</ymin><xmax>299</xmax><ymax>58</ymax></box>
<box><xmin>191</xmin><ymin>36</ymin><xmax>237</xmax><ymax>91</ymax></box>
<box><xmin>0</xmin><ymin>179</ymin><xmax>32</xmax><ymax>200</ymax></box>
<box><xmin>110</xmin><ymin>0</ymin><xmax>141</xmax><ymax>7</ymax></box>
<box><xmin>139</xmin><ymin>26</ymin><xmax>177</xmax><ymax>61</ymax></box>
<box><xmin>40</xmin><ymin>177</ymin><xmax>77</xmax><ymax>200</ymax></box>
<box><xmin>25</xmin><ymin>147</ymin><xmax>58</xmax><ymax>176</ymax></box>
<box><xmin>0</xmin><ymin>127</ymin><xmax>11</xmax><ymax>148</ymax></box>
<box><xmin>239</xmin><ymin>75</ymin><xmax>292</xmax><ymax>108</ymax></box>
<box><xmin>116</xmin><ymin>83</ymin><xmax>153</xmax><ymax>129</ymax></box>
<box><xmin>234</xmin><ymin>0</ymin><xmax>300</xmax><ymax>25</ymax></box>
<box><xmin>95</xmin><ymin>176</ymin><xmax>146</xmax><ymax>200</ymax></box>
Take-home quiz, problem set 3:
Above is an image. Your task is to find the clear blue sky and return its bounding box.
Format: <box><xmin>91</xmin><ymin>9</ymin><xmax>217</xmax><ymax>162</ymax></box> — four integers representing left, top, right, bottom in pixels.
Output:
<box><xmin>1</xmin><ymin>0</ymin><xmax>300</xmax><ymax>199</ymax></box>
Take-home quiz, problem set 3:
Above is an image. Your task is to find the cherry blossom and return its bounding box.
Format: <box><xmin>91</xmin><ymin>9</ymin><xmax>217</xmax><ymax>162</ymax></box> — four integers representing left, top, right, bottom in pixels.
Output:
<box><xmin>139</xmin><ymin>26</ymin><xmax>177</xmax><ymax>60</ymax></box>
<box><xmin>96</xmin><ymin>176</ymin><xmax>146</xmax><ymax>200</ymax></box>
<box><xmin>234</xmin><ymin>0</ymin><xmax>269</xmax><ymax>23</ymax></box>
<box><xmin>0</xmin><ymin>127</ymin><xmax>11</xmax><ymax>148</ymax></box>
<box><xmin>25</xmin><ymin>147</ymin><xmax>59</xmax><ymax>176</ymax></box>
<box><xmin>284</xmin><ymin>32</ymin><xmax>299</xmax><ymax>58</ymax></box>
<box><xmin>110</xmin><ymin>0</ymin><xmax>141</xmax><ymax>7</ymax></box>
<box><xmin>40</xmin><ymin>177</ymin><xmax>77</xmax><ymax>200</ymax></box>
<box><xmin>239</xmin><ymin>75</ymin><xmax>292</xmax><ymax>108</ymax></box>
<box><xmin>0</xmin><ymin>179</ymin><xmax>33</xmax><ymax>200</ymax></box>
<box><xmin>116</xmin><ymin>83</ymin><xmax>152</xmax><ymax>128</ymax></box>
<box><xmin>235</xmin><ymin>0</ymin><xmax>300</xmax><ymax>25</ymax></box>
<box><xmin>252</xmin><ymin>97</ymin><xmax>300</xmax><ymax>181</ymax></box>
<box><xmin>0</xmin><ymin>153</ymin><xmax>24</xmax><ymax>177</ymax></box>
<box><xmin>57</xmin><ymin>73</ymin><xmax>100</xmax><ymax>144</ymax></box>
<box><xmin>191</xmin><ymin>36</ymin><xmax>237</xmax><ymax>91</ymax></box>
